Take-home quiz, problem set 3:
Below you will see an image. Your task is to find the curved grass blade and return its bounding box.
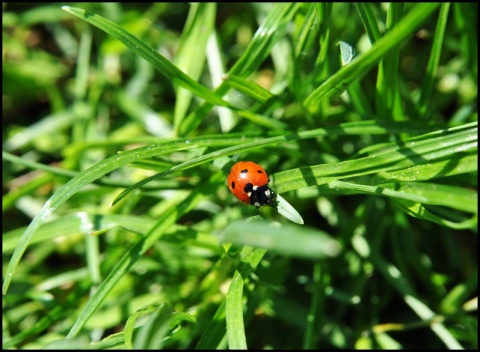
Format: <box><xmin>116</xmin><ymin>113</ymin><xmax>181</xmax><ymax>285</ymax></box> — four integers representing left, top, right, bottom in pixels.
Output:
<box><xmin>61</xmin><ymin>6</ymin><xmax>231</xmax><ymax>109</ymax></box>
<box><xmin>222</xmin><ymin>74</ymin><xmax>274</xmax><ymax>104</ymax></box>
<box><xmin>304</xmin><ymin>3</ymin><xmax>440</xmax><ymax>113</ymax></box>
<box><xmin>2</xmin><ymin>136</ymin><xmax>234</xmax><ymax>294</ymax></box>
<box><xmin>272</xmin><ymin>123</ymin><xmax>477</xmax><ymax>195</ymax></box>
<box><xmin>113</xmin><ymin>120</ymin><xmax>440</xmax><ymax>205</ymax></box>
<box><xmin>393</xmin><ymin>199</ymin><xmax>477</xmax><ymax>230</ymax></box>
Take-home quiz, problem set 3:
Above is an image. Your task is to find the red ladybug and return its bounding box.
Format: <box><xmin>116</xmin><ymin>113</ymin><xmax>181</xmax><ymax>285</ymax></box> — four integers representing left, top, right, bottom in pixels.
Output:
<box><xmin>227</xmin><ymin>161</ymin><xmax>276</xmax><ymax>207</ymax></box>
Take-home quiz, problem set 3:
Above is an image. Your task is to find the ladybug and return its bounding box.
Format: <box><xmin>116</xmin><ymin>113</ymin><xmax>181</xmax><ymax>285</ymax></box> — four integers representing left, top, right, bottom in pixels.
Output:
<box><xmin>227</xmin><ymin>161</ymin><xmax>276</xmax><ymax>207</ymax></box>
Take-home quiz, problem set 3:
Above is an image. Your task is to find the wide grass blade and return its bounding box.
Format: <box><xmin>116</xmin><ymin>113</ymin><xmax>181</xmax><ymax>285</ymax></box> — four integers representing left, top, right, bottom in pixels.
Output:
<box><xmin>112</xmin><ymin>120</ymin><xmax>439</xmax><ymax>205</ymax></box>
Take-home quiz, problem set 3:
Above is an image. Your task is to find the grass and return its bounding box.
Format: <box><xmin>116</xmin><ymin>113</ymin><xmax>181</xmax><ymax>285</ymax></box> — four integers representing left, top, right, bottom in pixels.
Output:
<box><xmin>2</xmin><ymin>2</ymin><xmax>477</xmax><ymax>349</ymax></box>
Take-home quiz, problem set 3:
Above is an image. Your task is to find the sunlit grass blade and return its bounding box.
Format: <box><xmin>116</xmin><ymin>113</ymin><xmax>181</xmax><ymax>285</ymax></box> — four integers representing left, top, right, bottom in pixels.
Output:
<box><xmin>314</xmin><ymin>180</ymin><xmax>477</xmax><ymax>214</ymax></box>
<box><xmin>272</xmin><ymin>122</ymin><xmax>477</xmax><ymax>195</ymax></box>
<box><xmin>378</xmin><ymin>152</ymin><xmax>477</xmax><ymax>181</ymax></box>
<box><xmin>220</xmin><ymin>221</ymin><xmax>340</xmax><ymax>259</ymax></box>
<box><xmin>226</xmin><ymin>247</ymin><xmax>266</xmax><ymax>349</ymax></box>
<box><xmin>173</xmin><ymin>3</ymin><xmax>216</xmax><ymax>133</ymax></box>
<box><xmin>113</xmin><ymin>120</ymin><xmax>442</xmax><ymax>205</ymax></box>
<box><xmin>61</xmin><ymin>6</ymin><xmax>231</xmax><ymax>108</ymax></box>
<box><xmin>304</xmin><ymin>3</ymin><xmax>440</xmax><ymax>113</ymax></box>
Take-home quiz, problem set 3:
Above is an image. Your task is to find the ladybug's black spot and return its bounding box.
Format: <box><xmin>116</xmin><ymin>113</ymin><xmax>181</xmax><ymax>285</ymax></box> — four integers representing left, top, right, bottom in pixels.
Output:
<box><xmin>240</xmin><ymin>169</ymin><xmax>248</xmax><ymax>174</ymax></box>
<box><xmin>231</xmin><ymin>181</ymin><xmax>236</xmax><ymax>189</ymax></box>
<box><xmin>256</xmin><ymin>169</ymin><xmax>264</xmax><ymax>174</ymax></box>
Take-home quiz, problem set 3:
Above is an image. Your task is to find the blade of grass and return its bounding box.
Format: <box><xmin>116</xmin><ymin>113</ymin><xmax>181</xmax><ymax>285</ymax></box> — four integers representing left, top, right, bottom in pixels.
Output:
<box><xmin>226</xmin><ymin>247</ymin><xmax>267</xmax><ymax>349</ymax></box>
<box><xmin>173</xmin><ymin>3</ymin><xmax>216</xmax><ymax>134</ymax></box>
<box><xmin>113</xmin><ymin>120</ymin><xmax>441</xmax><ymax>205</ymax></box>
<box><xmin>375</xmin><ymin>3</ymin><xmax>405</xmax><ymax>121</ymax></box>
<box><xmin>356</xmin><ymin>3</ymin><xmax>382</xmax><ymax>44</ymax></box>
<box><xmin>417</xmin><ymin>3</ymin><xmax>451</xmax><ymax>117</ymax></box>
<box><xmin>328</xmin><ymin>180</ymin><xmax>477</xmax><ymax>213</ymax></box>
<box><xmin>304</xmin><ymin>3</ymin><xmax>440</xmax><ymax>113</ymax></box>
<box><xmin>291</xmin><ymin>4</ymin><xmax>318</xmax><ymax>99</ymax></box>
<box><xmin>61</xmin><ymin>6</ymin><xmax>231</xmax><ymax>109</ymax></box>
<box><xmin>220</xmin><ymin>221</ymin><xmax>340</xmax><ymax>259</ymax></box>
<box><xmin>392</xmin><ymin>199</ymin><xmax>477</xmax><ymax>230</ymax></box>
<box><xmin>222</xmin><ymin>74</ymin><xmax>274</xmax><ymax>104</ymax></box>
<box><xmin>272</xmin><ymin>122</ymin><xmax>477</xmax><ymax>194</ymax></box>
<box><xmin>378</xmin><ymin>152</ymin><xmax>477</xmax><ymax>181</ymax></box>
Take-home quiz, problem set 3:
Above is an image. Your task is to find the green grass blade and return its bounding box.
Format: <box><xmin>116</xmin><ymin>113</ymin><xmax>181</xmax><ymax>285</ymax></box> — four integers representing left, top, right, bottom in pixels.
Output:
<box><xmin>378</xmin><ymin>152</ymin><xmax>477</xmax><ymax>181</ymax></box>
<box><xmin>355</xmin><ymin>3</ymin><xmax>382</xmax><ymax>44</ymax></box>
<box><xmin>220</xmin><ymin>221</ymin><xmax>341</xmax><ymax>259</ymax></box>
<box><xmin>304</xmin><ymin>3</ymin><xmax>440</xmax><ymax>113</ymax></box>
<box><xmin>113</xmin><ymin>120</ymin><xmax>440</xmax><ymax>205</ymax></box>
<box><xmin>194</xmin><ymin>299</ymin><xmax>228</xmax><ymax>349</ymax></box>
<box><xmin>272</xmin><ymin>122</ymin><xmax>477</xmax><ymax>195</ymax></box>
<box><xmin>173</xmin><ymin>3</ymin><xmax>216</xmax><ymax>134</ymax></box>
<box><xmin>222</xmin><ymin>74</ymin><xmax>274</xmax><ymax>104</ymax></box>
<box><xmin>61</xmin><ymin>6</ymin><xmax>231</xmax><ymax>108</ymax></box>
<box><xmin>392</xmin><ymin>200</ymin><xmax>477</xmax><ymax>230</ymax></box>
<box><xmin>226</xmin><ymin>247</ymin><xmax>267</xmax><ymax>349</ymax></box>
<box><xmin>375</xmin><ymin>3</ymin><xmax>405</xmax><ymax>121</ymax></box>
<box><xmin>418</xmin><ymin>3</ymin><xmax>451</xmax><ymax>116</ymax></box>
